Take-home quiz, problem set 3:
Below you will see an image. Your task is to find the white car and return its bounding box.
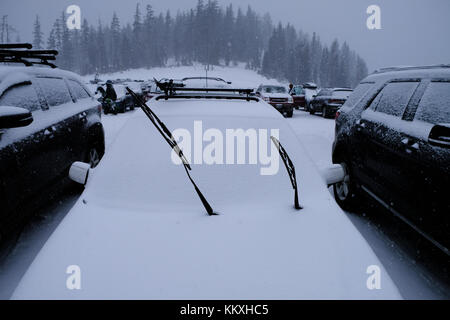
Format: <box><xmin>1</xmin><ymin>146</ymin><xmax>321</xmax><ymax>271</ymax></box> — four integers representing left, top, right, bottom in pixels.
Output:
<box><xmin>182</xmin><ymin>77</ymin><xmax>232</xmax><ymax>89</ymax></box>
<box><xmin>12</xmin><ymin>88</ymin><xmax>401</xmax><ymax>299</ymax></box>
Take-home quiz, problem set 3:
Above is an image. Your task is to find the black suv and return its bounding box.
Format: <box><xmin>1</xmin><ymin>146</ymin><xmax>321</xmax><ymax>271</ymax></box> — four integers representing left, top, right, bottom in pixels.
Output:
<box><xmin>332</xmin><ymin>65</ymin><xmax>450</xmax><ymax>254</ymax></box>
<box><xmin>0</xmin><ymin>46</ymin><xmax>105</xmax><ymax>241</ymax></box>
<box><xmin>310</xmin><ymin>88</ymin><xmax>353</xmax><ymax>118</ymax></box>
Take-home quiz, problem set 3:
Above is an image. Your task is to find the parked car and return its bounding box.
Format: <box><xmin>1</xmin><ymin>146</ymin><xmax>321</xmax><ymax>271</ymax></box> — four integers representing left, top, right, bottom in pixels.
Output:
<box><xmin>289</xmin><ymin>85</ymin><xmax>306</xmax><ymax>109</ymax></box>
<box><xmin>11</xmin><ymin>85</ymin><xmax>400</xmax><ymax>299</ymax></box>
<box><xmin>332</xmin><ymin>65</ymin><xmax>450</xmax><ymax>255</ymax></box>
<box><xmin>0</xmin><ymin>46</ymin><xmax>105</xmax><ymax>241</ymax></box>
<box><xmin>310</xmin><ymin>88</ymin><xmax>353</xmax><ymax>118</ymax></box>
<box><xmin>256</xmin><ymin>85</ymin><xmax>294</xmax><ymax>117</ymax></box>
<box><xmin>303</xmin><ymin>82</ymin><xmax>319</xmax><ymax>112</ymax></box>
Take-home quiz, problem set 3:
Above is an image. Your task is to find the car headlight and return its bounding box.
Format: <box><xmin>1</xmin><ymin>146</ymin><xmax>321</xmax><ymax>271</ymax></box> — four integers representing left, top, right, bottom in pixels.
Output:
<box><xmin>263</xmin><ymin>97</ymin><xmax>270</xmax><ymax>102</ymax></box>
<box><xmin>288</xmin><ymin>96</ymin><xmax>293</xmax><ymax>103</ymax></box>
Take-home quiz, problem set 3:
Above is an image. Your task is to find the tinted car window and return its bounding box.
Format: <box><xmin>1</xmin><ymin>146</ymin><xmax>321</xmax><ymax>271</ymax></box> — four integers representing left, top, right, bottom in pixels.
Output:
<box><xmin>372</xmin><ymin>82</ymin><xmax>418</xmax><ymax>117</ymax></box>
<box><xmin>36</xmin><ymin>78</ymin><xmax>73</xmax><ymax>107</ymax></box>
<box><xmin>68</xmin><ymin>80</ymin><xmax>90</xmax><ymax>100</ymax></box>
<box><xmin>0</xmin><ymin>83</ymin><xmax>41</xmax><ymax>111</ymax></box>
<box><xmin>415</xmin><ymin>82</ymin><xmax>450</xmax><ymax>124</ymax></box>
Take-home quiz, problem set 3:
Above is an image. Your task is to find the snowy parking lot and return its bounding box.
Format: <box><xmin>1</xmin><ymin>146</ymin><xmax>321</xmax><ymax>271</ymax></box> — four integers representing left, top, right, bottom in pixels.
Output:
<box><xmin>1</xmin><ymin>63</ymin><xmax>449</xmax><ymax>300</ymax></box>
<box><xmin>1</xmin><ymin>106</ymin><xmax>449</xmax><ymax>299</ymax></box>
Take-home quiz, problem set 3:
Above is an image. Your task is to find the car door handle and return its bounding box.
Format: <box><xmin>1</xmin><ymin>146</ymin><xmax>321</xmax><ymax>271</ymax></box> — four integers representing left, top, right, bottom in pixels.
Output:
<box><xmin>401</xmin><ymin>138</ymin><xmax>420</xmax><ymax>152</ymax></box>
<box><xmin>78</xmin><ymin>112</ymin><xmax>87</xmax><ymax>121</ymax></box>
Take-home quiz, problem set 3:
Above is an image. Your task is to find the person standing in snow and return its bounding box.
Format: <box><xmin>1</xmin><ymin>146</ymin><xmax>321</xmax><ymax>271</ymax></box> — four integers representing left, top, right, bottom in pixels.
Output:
<box><xmin>288</xmin><ymin>83</ymin><xmax>294</xmax><ymax>95</ymax></box>
<box><xmin>105</xmin><ymin>80</ymin><xmax>117</xmax><ymax>101</ymax></box>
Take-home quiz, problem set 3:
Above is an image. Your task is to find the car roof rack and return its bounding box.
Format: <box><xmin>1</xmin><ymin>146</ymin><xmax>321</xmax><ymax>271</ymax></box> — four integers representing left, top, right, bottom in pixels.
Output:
<box><xmin>182</xmin><ymin>76</ymin><xmax>228</xmax><ymax>82</ymax></box>
<box><xmin>154</xmin><ymin>78</ymin><xmax>256</xmax><ymax>102</ymax></box>
<box><xmin>0</xmin><ymin>43</ymin><xmax>59</xmax><ymax>68</ymax></box>
<box><xmin>373</xmin><ymin>64</ymin><xmax>450</xmax><ymax>74</ymax></box>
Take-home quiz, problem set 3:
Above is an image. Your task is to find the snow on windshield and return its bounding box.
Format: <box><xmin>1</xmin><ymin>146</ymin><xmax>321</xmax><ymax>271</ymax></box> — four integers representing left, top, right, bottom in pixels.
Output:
<box><xmin>332</xmin><ymin>90</ymin><xmax>352</xmax><ymax>99</ymax></box>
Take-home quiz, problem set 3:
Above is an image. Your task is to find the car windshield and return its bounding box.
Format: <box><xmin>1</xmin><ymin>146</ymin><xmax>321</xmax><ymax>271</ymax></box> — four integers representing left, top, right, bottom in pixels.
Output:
<box><xmin>333</xmin><ymin>90</ymin><xmax>352</xmax><ymax>99</ymax></box>
<box><xmin>294</xmin><ymin>87</ymin><xmax>304</xmax><ymax>95</ymax></box>
<box><xmin>264</xmin><ymin>86</ymin><xmax>286</xmax><ymax>93</ymax></box>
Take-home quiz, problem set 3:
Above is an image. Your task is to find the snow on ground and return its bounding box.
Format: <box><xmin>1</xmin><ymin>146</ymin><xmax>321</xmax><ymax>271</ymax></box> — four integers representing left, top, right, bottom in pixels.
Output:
<box><xmin>83</xmin><ymin>62</ymin><xmax>283</xmax><ymax>90</ymax></box>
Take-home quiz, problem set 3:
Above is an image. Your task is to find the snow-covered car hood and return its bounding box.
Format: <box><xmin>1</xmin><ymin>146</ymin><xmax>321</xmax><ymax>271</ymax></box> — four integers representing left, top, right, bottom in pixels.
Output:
<box><xmin>12</xmin><ymin>99</ymin><xmax>401</xmax><ymax>299</ymax></box>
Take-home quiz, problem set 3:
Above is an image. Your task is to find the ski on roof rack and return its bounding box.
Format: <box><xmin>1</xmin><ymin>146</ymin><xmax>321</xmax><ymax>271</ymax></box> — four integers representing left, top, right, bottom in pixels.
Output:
<box><xmin>0</xmin><ymin>43</ymin><xmax>59</xmax><ymax>68</ymax></box>
<box><xmin>154</xmin><ymin>78</ymin><xmax>255</xmax><ymax>101</ymax></box>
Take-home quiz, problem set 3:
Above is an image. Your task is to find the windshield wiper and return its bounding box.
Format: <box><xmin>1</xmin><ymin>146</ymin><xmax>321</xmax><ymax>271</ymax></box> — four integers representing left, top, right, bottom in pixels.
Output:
<box><xmin>270</xmin><ymin>136</ymin><xmax>302</xmax><ymax>210</ymax></box>
<box><xmin>126</xmin><ymin>87</ymin><xmax>217</xmax><ymax>216</ymax></box>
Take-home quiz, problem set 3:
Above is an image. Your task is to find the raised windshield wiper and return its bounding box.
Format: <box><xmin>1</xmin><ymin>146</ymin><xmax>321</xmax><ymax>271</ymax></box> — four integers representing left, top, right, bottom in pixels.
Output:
<box><xmin>126</xmin><ymin>87</ymin><xmax>217</xmax><ymax>216</ymax></box>
<box><xmin>270</xmin><ymin>136</ymin><xmax>302</xmax><ymax>210</ymax></box>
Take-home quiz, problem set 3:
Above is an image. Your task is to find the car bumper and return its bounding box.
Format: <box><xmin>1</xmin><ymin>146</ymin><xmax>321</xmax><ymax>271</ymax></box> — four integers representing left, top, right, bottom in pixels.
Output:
<box><xmin>270</xmin><ymin>103</ymin><xmax>294</xmax><ymax>113</ymax></box>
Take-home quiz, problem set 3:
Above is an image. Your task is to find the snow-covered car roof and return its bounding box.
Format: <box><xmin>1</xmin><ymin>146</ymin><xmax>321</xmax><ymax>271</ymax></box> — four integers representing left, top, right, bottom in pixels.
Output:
<box><xmin>367</xmin><ymin>66</ymin><xmax>450</xmax><ymax>83</ymax></box>
<box><xmin>0</xmin><ymin>65</ymin><xmax>84</xmax><ymax>83</ymax></box>
<box><xmin>0</xmin><ymin>66</ymin><xmax>87</xmax><ymax>97</ymax></box>
<box><xmin>12</xmin><ymin>97</ymin><xmax>401</xmax><ymax>299</ymax></box>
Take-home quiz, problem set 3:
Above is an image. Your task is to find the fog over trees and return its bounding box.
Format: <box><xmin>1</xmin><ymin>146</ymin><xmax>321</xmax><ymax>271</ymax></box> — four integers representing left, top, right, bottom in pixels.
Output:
<box><xmin>30</xmin><ymin>0</ymin><xmax>368</xmax><ymax>87</ymax></box>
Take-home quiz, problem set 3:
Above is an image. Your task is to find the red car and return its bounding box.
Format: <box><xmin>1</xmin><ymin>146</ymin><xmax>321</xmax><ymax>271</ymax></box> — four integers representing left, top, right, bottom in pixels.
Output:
<box><xmin>290</xmin><ymin>85</ymin><xmax>306</xmax><ymax>109</ymax></box>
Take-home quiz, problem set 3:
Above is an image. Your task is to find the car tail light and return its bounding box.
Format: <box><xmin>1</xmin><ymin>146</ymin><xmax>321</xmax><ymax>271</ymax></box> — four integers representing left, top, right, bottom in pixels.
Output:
<box><xmin>335</xmin><ymin>111</ymin><xmax>341</xmax><ymax>120</ymax></box>
<box><xmin>329</xmin><ymin>99</ymin><xmax>343</xmax><ymax>104</ymax></box>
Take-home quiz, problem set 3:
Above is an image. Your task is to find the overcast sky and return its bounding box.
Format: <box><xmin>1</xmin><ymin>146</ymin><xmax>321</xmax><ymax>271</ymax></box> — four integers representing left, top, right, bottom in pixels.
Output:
<box><xmin>1</xmin><ymin>0</ymin><xmax>449</xmax><ymax>71</ymax></box>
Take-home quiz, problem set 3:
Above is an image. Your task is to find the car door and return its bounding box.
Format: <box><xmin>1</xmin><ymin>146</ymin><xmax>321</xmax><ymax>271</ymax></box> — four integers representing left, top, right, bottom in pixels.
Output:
<box><xmin>355</xmin><ymin>80</ymin><xmax>421</xmax><ymax>204</ymax></box>
<box><xmin>66</xmin><ymin>78</ymin><xmax>96</xmax><ymax>161</ymax></box>
<box><xmin>0</xmin><ymin>81</ymin><xmax>48</xmax><ymax>218</ymax></box>
<box><xmin>34</xmin><ymin>77</ymin><xmax>78</xmax><ymax>181</ymax></box>
<box><xmin>402</xmin><ymin>80</ymin><xmax>450</xmax><ymax>250</ymax></box>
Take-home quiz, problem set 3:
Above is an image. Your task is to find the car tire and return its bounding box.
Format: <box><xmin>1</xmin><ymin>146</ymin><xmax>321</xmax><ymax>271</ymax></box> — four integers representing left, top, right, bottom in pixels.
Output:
<box><xmin>309</xmin><ymin>106</ymin><xmax>315</xmax><ymax>115</ymax></box>
<box><xmin>333</xmin><ymin>162</ymin><xmax>362</xmax><ymax>212</ymax></box>
<box><xmin>322</xmin><ymin>107</ymin><xmax>328</xmax><ymax>118</ymax></box>
<box><xmin>287</xmin><ymin>110</ymin><xmax>293</xmax><ymax>118</ymax></box>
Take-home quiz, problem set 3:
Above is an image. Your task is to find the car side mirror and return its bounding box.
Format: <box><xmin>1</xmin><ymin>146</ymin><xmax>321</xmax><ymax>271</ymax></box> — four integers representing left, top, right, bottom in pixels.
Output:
<box><xmin>256</xmin><ymin>92</ymin><xmax>260</xmax><ymax>96</ymax></box>
<box><xmin>312</xmin><ymin>94</ymin><xmax>317</xmax><ymax>98</ymax></box>
<box><xmin>429</xmin><ymin>124</ymin><xmax>450</xmax><ymax>148</ymax></box>
<box><xmin>0</xmin><ymin>106</ymin><xmax>33</xmax><ymax>129</ymax></box>
<box><xmin>227</xmin><ymin>81</ymin><xmax>232</xmax><ymax>85</ymax></box>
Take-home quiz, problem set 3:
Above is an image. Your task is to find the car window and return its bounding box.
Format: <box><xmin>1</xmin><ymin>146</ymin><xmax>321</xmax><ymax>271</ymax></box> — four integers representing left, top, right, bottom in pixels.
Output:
<box><xmin>344</xmin><ymin>82</ymin><xmax>373</xmax><ymax>108</ymax></box>
<box><xmin>36</xmin><ymin>77</ymin><xmax>73</xmax><ymax>107</ymax></box>
<box><xmin>0</xmin><ymin>83</ymin><xmax>41</xmax><ymax>112</ymax></box>
<box><xmin>370</xmin><ymin>81</ymin><xmax>418</xmax><ymax>117</ymax></box>
<box><xmin>414</xmin><ymin>81</ymin><xmax>450</xmax><ymax>124</ymax></box>
<box><xmin>68</xmin><ymin>80</ymin><xmax>90</xmax><ymax>100</ymax></box>
<box><xmin>294</xmin><ymin>87</ymin><xmax>304</xmax><ymax>95</ymax></box>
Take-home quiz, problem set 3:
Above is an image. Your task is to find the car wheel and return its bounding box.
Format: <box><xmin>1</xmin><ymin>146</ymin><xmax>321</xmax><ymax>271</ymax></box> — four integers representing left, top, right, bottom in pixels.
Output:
<box><xmin>322</xmin><ymin>107</ymin><xmax>328</xmax><ymax>118</ymax></box>
<box><xmin>309</xmin><ymin>106</ymin><xmax>315</xmax><ymax>115</ymax></box>
<box><xmin>86</xmin><ymin>146</ymin><xmax>101</xmax><ymax>168</ymax></box>
<box><xmin>333</xmin><ymin>162</ymin><xmax>362</xmax><ymax>211</ymax></box>
<box><xmin>287</xmin><ymin>110</ymin><xmax>293</xmax><ymax>118</ymax></box>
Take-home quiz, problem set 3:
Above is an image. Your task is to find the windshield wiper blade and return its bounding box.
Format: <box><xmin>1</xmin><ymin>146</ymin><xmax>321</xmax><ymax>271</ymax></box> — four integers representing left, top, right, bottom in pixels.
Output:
<box><xmin>126</xmin><ymin>87</ymin><xmax>217</xmax><ymax>216</ymax></box>
<box><xmin>270</xmin><ymin>136</ymin><xmax>302</xmax><ymax>210</ymax></box>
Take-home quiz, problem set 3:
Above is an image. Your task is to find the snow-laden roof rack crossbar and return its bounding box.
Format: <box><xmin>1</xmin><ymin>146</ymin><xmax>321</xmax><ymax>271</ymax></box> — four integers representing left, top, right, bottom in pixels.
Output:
<box><xmin>0</xmin><ymin>43</ymin><xmax>59</xmax><ymax>68</ymax></box>
<box><xmin>373</xmin><ymin>64</ymin><xmax>450</xmax><ymax>74</ymax></box>
<box><xmin>154</xmin><ymin>78</ymin><xmax>256</xmax><ymax>102</ymax></box>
